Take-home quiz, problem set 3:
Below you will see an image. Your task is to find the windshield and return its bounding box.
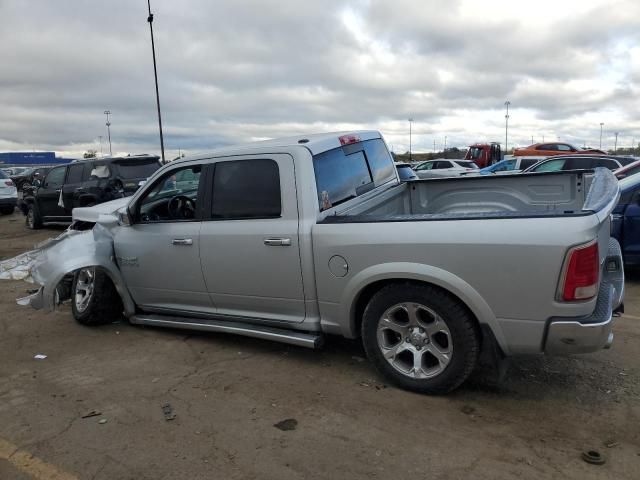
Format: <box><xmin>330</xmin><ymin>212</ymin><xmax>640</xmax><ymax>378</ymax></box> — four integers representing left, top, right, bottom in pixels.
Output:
<box><xmin>467</xmin><ymin>147</ymin><xmax>483</xmax><ymax>159</ymax></box>
<box><xmin>114</xmin><ymin>160</ymin><xmax>161</xmax><ymax>179</ymax></box>
<box><xmin>0</xmin><ymin>170</ymin><xmax>6</xmax><ymax>179</ymax></box>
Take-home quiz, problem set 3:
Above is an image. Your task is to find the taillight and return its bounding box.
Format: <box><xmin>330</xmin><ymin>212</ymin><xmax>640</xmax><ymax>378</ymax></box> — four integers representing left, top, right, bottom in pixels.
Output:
<box><xmin>560</xmin><ymin>241</ymin><xmax>599</xmax><ymax>301</ymax></box>
<box><xmin>4</xmin><ymin>180</ymin><xmax>13</xmax><ymax>187</ymax></box>
<box><xmin>339</xmin><ymin>134</ymin><xmax>361</xmax><ymax>146</ymax></box>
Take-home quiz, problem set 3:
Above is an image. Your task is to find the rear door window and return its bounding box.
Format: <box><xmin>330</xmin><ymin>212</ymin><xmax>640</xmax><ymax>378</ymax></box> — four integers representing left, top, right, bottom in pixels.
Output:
<box><xmin>211</xmin><ymin>159</ymin><xmax>281</xmax><ymax>219</ymax></box>
<box><xmin>519</xmin><ymin>159</ymin><xmax>538</xmax><ymax>169</ymax></box>
<box><xmin>66</xmin><ymin>164</ymin><xmax>84</xmax><ymax>184</ymax></box>
<box><xmin>533</xmin><ymin>159</ymin><xmax>566</xmax><ymax>172</ymax></box>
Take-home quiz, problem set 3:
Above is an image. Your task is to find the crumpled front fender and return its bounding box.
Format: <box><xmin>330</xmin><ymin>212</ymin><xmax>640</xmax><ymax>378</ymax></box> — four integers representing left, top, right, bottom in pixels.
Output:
<box><xmin>2</xmin><ymin>224</ymin><xmax>136</xmax><ymax>316</ymax></box>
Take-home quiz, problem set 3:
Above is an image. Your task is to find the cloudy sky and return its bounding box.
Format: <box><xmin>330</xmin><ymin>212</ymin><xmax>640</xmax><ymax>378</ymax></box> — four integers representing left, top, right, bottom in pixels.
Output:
<box><xmin>1</xmin><ymin>0</ymin><xmax>639</xmax><ymax>158</ymax></box>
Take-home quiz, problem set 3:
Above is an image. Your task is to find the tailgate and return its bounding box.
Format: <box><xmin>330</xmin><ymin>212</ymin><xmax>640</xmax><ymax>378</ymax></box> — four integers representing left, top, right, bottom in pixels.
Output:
<box><xmin>582</xmin><ymin>168</ymin><xmax>621</xmax><ymax>268</ymax></box>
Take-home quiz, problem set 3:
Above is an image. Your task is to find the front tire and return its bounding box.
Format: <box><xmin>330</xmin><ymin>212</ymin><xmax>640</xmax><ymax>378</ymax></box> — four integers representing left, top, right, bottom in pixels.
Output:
<box><xmin>362</xmin><ymin>282</ymin><xmax>480</xmax><ymax>394</ymax></box>
<box><xmin>26</xmin><ymin>204</ymin><xmax>42</xmax><ymax>229</ymax></box>
<box><xmin>72</xmin><ymin>267</ymin><xmax>123</xmax><ymax>326</ymax></box>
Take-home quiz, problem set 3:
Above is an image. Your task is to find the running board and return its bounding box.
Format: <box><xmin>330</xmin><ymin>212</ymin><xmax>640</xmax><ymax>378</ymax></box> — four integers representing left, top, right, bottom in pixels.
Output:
<box><xmin>130</xmin><ymin>314</ymin><xmax>324</xmax><ymax>349</ymax></box>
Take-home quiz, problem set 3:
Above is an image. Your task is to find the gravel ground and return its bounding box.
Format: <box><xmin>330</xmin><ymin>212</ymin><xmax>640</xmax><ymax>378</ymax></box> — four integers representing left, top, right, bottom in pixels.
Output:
<box><xmin>0</xmin><ymin>209</ymin><xmax>639</xmax><ymax>480</ymax></box>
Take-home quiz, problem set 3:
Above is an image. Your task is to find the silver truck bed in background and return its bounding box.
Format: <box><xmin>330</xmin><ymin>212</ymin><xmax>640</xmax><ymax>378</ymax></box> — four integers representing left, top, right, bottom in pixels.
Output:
<box><xmin>325</xmin><ymin>169</ymin><xmax>615</xmax><ymax>223</ymax></box>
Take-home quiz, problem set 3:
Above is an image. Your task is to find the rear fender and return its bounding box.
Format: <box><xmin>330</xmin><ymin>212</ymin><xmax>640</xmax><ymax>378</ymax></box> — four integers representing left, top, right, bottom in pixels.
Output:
<box><xmin>342</xmin><ymin>262</ymin><xmax>509</xmax><ymax>354</ymax></box>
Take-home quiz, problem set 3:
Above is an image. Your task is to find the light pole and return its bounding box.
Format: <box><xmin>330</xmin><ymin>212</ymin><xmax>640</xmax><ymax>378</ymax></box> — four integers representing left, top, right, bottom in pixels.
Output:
<box><xmin>104</xmin><ymin>110</ymin><xmax>112</xmax><ymax>156</ymax></box>
<box><xmin>408</xmin><ymin>118</ymin><xmax>413</xmax><ymax>162</ymax></box>
<box><xmin>444</xmin><ymin>136</ymin><xmax>447</xmax><ymax>158</ymax></box>
<box><xmin>614</xmin><ymin>132</ymin><xmax>619</xmax><ymax>153</ymax></box>
<box><xmin>147</xmin><ymin>0</ymin><xmax>166</xmax><ymax>164</ymax></box>
<box><xmin>599</xmin><ymin>122</ymin><xmax>604</xmax><ymax>149</ymax></box>
<box><xmin>504</xmin><ymin>100</ymin><xmax>511</xmax><ymax>152</ymax></box>
<box><xmin>433</xmin><ymin>139</ymin><xmax>436</xmax><ymax>153</ymax></box>
<box><xmin>98</xmin><ymin>135</ymin><xmax>103</xmax><ymax>157</ymax></box>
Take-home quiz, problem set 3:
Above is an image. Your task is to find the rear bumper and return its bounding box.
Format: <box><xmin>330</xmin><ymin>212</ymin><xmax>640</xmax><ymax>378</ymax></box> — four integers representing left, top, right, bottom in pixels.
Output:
<box><xmin>544</xmin><ymin>238</ymin><xmax>624</xmax><ymax>355</ymax></box>
<box><xmin>0</xmin><ymin>197</ymin><xmax>17</xmax><ymax>207</ymax></box>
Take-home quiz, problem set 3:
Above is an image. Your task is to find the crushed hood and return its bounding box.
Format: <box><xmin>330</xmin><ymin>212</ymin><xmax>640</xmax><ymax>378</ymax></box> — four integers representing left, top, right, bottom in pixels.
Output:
<box><xmin>72</xmin><ymin>197</ymin><xmax>131</xmax><ymax>223</ymax></box>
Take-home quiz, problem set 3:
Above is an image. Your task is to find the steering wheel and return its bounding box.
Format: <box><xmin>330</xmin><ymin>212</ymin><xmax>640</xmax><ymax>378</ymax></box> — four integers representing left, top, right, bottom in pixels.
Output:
<box><xmin>167</xmin><ymin>195</ymin><xmax>196</xmax><ymax>220</ymax></box>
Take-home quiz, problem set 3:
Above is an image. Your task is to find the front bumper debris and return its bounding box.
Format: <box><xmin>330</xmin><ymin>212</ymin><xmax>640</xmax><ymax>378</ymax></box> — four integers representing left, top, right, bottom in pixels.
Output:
<box><xmin>544</xmin><ymin>238</ymin><xmax>624</xmax><ymax>355</ymax></box>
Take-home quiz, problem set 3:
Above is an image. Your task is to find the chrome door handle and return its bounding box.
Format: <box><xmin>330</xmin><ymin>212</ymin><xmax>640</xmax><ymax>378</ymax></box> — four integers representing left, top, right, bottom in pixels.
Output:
<box><xmin>264</xmin><ymin>237</ymin><xmax>291</xmax><ymax>247</ymax></box>
<box><xmin>172</xmin><ymin>238</ymin><xmax>193</xmax><ymax>246</ymax></box>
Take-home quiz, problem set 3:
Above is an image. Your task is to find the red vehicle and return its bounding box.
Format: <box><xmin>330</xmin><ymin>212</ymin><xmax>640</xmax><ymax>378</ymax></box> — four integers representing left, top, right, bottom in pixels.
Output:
<box><xmin>464</xmin><ymin>143</ymin><xmax>502</xmax><ymax>168</ymax></box>
<box><xmin>514</xmin><ymin>143</ymin><xmax>606</xmax><ymax>157</ymax></box>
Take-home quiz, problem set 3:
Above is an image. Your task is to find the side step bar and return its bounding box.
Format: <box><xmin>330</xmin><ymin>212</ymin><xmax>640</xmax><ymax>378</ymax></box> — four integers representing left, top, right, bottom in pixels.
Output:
<box><xmin>130</xmin><ymin>314</ymin><xmax>324</xmax><ymax>349</ymax></box>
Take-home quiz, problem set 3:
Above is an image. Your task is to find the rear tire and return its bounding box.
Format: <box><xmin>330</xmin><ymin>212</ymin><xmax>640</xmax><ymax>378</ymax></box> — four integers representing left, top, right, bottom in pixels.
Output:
<box><xmin>0</xmin><ymin>206</ymin><xmax>14</xmax><ymax>215</ymax></box>
<box><xmin>26</xmin><ymin>204</ymin><xmax>42</xmax><ymax>229</ymax></box>
<box><xmin>71</xmin><ymin>267</ymin><xmax>123</xmax><ymax>326</ymax></box>
<box><xmin>361</xmin><ymin>282</ymin><xmax>480</xmax><ymax>394</ymax></box>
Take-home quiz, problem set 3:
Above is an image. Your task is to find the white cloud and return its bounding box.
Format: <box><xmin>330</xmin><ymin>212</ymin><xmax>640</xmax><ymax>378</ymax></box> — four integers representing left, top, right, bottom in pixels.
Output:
<box><xmin>0</xmin><ymin>0</ymin><xmax>638</xmax><ymax>157</ymax></box>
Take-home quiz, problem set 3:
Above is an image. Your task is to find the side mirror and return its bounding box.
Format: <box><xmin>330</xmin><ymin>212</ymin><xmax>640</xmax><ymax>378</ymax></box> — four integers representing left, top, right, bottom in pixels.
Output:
<box><xmin>33</xmin><ymin>179</ymin><xmax>42</xmax><ymax>188</ymax></box>
<box><xmin>117</xmin><ymin>206</ymin><xmax>133</xmax><ymax>226</ymax></box>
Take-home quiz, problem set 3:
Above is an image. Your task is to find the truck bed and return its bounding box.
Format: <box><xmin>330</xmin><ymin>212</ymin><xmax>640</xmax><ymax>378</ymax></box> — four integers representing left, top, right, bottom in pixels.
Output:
<box><xmin>321</xmin><ymin>170</ymin><xmax>615</xmax><ymax>223</ymax></box>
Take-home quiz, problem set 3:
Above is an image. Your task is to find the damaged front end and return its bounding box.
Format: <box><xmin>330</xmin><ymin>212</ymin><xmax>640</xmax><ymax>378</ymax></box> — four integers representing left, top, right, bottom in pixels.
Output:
<box><xmin>0</xmin><ymin>202</ymin><xmax>136</xmax><ymax>316</ymax></box>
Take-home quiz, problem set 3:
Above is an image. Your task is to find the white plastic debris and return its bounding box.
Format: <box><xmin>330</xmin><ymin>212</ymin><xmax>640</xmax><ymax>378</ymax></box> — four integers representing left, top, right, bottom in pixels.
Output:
<box><xmin>33</xmin><ymin>354</ymin><xmax>47</xmax><ymax>360</ymax></box>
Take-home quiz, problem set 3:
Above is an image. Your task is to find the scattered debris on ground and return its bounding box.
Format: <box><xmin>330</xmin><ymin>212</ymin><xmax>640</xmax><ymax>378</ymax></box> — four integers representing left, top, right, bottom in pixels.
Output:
<box><xmin>274</xmin><ymin>418</ymin><xmax>297</xmax><ymax>431</ymax></box>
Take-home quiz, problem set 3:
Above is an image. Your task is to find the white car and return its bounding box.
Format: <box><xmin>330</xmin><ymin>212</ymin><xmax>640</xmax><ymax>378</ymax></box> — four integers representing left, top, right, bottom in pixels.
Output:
<box><xmin>0</xmin><ymin>169</ymin><xmax>17</xmax><ymax>215</ymax></box>
<box><xmin>413</xmin><ymin>159</ymin><xmax>479</xmax><ymax>179</ymax></box>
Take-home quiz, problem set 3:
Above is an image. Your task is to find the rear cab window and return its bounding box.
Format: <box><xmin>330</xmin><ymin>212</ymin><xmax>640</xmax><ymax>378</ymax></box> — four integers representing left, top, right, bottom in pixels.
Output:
<box><xmin>112</xmin><ymin>159</ymin><xmax>161</xmax><ymax>179</ymax></box>
<box><xmin>312</xmin><ymin>138</ymin><xmax>396</xmax><ymax>211</ymax></box>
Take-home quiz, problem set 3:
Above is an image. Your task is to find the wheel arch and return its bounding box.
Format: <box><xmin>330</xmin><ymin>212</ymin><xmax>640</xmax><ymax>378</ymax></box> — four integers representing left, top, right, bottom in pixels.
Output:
<box><xmin>342</xmin><ymin>263</ymin><xmax>509</xmax><ymax>354</ymax></box>
<box><xmin>31</xmin><ymin>230</ymin><xmax>136</xmax><ymax>317</ymax></box>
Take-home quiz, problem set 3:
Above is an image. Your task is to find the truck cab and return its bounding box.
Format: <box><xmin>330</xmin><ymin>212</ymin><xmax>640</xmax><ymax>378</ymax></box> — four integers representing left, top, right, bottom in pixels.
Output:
<box><xmin>464</xmin><ymin>142</ymin><xmax>502</xmax><ymax>168</ymax></box>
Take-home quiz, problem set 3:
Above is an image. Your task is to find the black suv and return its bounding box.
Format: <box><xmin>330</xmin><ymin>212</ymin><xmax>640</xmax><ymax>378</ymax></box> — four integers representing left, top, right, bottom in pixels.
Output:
<box><xmin>22</xmin><ymin>155</ymin><xmax>161</xmax><ymax>229</ymax></box>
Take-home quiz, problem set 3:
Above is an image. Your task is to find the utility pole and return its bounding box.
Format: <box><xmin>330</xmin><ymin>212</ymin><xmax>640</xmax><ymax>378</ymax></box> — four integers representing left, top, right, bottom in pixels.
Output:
<box><xmin>444</xmin><ymin>136</ymin><xmax>447</xmax><ymax>158</ymax></box>
<box><xmin>614</xmin><ymin>132</ymin><xmax>619</xmax><ymax>153</ymax></box>
<box><xmin>531</xmin><ymin>135</ymin><xmax>534</xmax><ymax>144</ymax></box>
<box><xmin>504</xmin><ymin>100</ymin><xmax>511</xmax><ymax>153</ymax></box>
<box><xmin>147</xmin><ymin>0</ymin><xmax>166</xmax><ymax>164</ymax></box>
<box><xmin>408</xmin><ymin>118</ymin><xmax>413</xmax><ymax>162</ymax></box>
<box><xmin>104</xmin><ymin>110</ymin><xmax>112</xmax><ymax>156</ymax></box>
<box><xmin>599</xmin><ymin>122</ymin><xmax>604</xmax><ymax>150</ymax></box>
<box><xmin>98</xmin><ymin>135</ymin><xmax>103</xmax><ymax>157</ymax></box>
<box><xmin>433</xmin><ymin>139</ymin><xmax>436</xmax><ymax>153</ymax></box>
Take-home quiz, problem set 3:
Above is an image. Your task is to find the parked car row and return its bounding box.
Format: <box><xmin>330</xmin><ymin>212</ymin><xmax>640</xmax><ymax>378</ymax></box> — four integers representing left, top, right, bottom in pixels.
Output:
<box><xmin>21</xmin><ymin>155</ymin><xmax>161</xmax><ymax>229</ymax></box>
<box><xmin>0</xmin><ymin>169</ymin><xmax>17</xmax><ymax>215</ymax></box>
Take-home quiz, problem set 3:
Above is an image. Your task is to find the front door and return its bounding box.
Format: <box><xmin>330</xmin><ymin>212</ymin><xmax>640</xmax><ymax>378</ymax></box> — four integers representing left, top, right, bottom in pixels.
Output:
<box><xmin>38</xmin><ymin>166</ymin><xmax>68</xmax><ymax>219</ymax></box>
<box><xmin>114</xmin><ymin>163</ymin><xmax>213</xmax><ymax>314</ymax></box>
<box><xmin>199</xmin><ymin>154</ymin><xmax>306</xmax><ymax>323</ymax></box>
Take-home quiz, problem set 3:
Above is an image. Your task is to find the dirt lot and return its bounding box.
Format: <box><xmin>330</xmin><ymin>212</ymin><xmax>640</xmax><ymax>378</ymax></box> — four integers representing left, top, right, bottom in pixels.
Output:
<box><xmin>0</xmin><ymin>210</ymin><xmax>639</xmax><ymax>480</ymax></box>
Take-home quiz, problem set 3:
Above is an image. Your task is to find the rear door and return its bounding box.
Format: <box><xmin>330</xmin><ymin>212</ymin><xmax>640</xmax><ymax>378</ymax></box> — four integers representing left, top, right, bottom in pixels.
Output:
<box><xmin>37</xmin><ymin>166</ymin><xmax>68</xmax><ymax>218</ymax></box>
<box><xmin>199</xmin><ymin>155</ymin><xmax>306</xmax><ymax>323</ymax></box>
<box><xmin>61</xmin><ymin>163</ymin><xmax>86</xmax><ymax>210</ymax></box>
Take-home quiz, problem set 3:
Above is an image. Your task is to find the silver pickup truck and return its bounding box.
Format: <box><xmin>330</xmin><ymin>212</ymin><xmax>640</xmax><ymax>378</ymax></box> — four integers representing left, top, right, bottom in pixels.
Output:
<box><xmin>9</xmin><ymin>131</ymin><xmax>624</xmax><ymax>394</ymax></box>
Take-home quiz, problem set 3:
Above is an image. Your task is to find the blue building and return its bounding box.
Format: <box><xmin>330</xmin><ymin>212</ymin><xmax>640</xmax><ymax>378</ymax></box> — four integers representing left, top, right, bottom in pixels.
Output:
<box><xmin>0</xmin><ymin>152</ymin><xmax>75</xmax><ymax>166</ymax></box>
